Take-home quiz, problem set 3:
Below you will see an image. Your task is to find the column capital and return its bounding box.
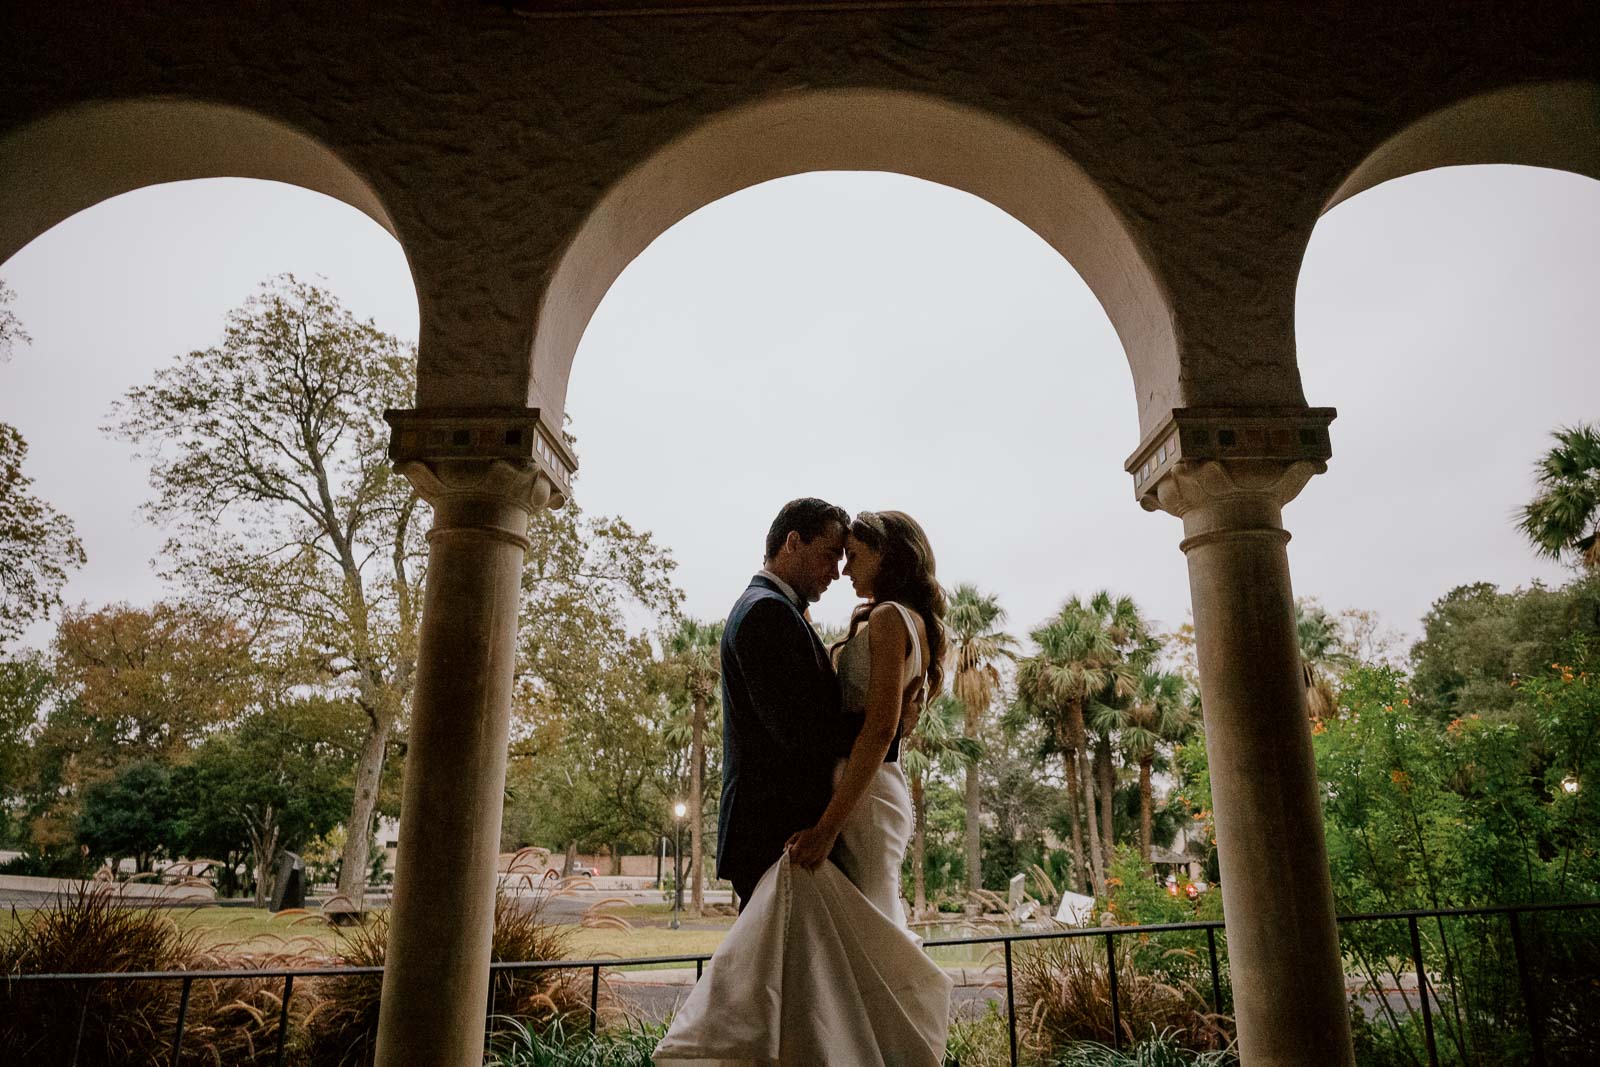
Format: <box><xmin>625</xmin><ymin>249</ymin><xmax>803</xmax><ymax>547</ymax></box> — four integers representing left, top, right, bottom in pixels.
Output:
<box><xmin>385</xmin><ymin>406</ymin><xmax>574</xmax><ymax>505</ymax></box>
<box><xmin>384</xmin><ymin>407</ymin><xmax>575</xmax><ymax>549</ymax></box>
<box><xmin>1125</xmin><ymin>406</ymin><xmax>1335</xmax><ymax>519</ymax></box>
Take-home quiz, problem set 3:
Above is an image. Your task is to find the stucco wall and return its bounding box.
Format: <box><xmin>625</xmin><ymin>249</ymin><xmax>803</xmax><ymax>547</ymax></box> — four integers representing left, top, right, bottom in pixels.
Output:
<box><xmin>2</xmin><ymin>1</ymin><xmax>1595</xmax><ymax>437</ymax></box>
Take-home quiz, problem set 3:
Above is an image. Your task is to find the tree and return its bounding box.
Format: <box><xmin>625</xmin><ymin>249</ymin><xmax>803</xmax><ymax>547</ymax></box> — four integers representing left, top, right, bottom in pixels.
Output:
<box><xmin>0</xmin><ymin>279</ymin><xmax>27</xmax><ymax>358</ymax></box>
<box><xmin>1016</xmin><ymin>593</ymin><xmax>1140</xmax><ymax>896</ymax></box>
<box><xmin>902</xmin><ymin>694</ymin><xmax>980</xmax><ymax>919</ymax></box>
<box><xmin>943</xmin><ymin>583</ymin><xmax>1014</xmax><ymax>905</ymax></box>
<box><xmin>174</xmin><ymin>700</ymin><xmax>355</xmax><ymax>905</ymax></box>
<box><xmin>1519</xmin><ymin>422</ymin><xmax>1600</xmax><ymax>571</ymax></box>
<box><xmin>47</xmin><ymin>601</ymin><xmax>261</xmax><ymax>772</ymax></box>
<box><xmin>1297</xmin><ymin>598</ymin><xmax>1353</xmax><ymax>721</ymax></box>
<box><xmin>0</xmin><ymin>281</ymin><xmax>83</xmax><ymax>648</ymax></box>
<box><xmin>76</xmin><ymin>760</ymin><xmax>177</xmax><ymax>874</ymax></box>
<box><xmin>659</xmin><ymin>618</ymin><xmax>722</xmax><ymax>916</ymax></box>
<box><xmin>111</xmin><ymin>275</ymin><xmax>421</xmax><ymax>905</ymax></box>
<box><xmin>505</xmin><ymin>502</ymin><xmax>681</xmax><ymax>869</ymax></box>
<box><xmin>1098</xmin><ymin>667</ymin><xmax>1192</xmax><ymax>863</ymax></box>
<box><xmin>0</xmin><ymin>652</ymin><xmax>61</xmax><ymax>851</ymax></box>
<box><xmin>979</xmin><ymin>709</ymin><xmax>1060</xmax><ymax>894</ymax></box>
<box><xmin>0</xmin><ymin>426</ymin><xmax>85</xmax><ymax>648</ymax></box>
<box><xmin>1409</xmin><ymin>578</ymin><xmax>1600</xmax><ymax>724</ymax></box>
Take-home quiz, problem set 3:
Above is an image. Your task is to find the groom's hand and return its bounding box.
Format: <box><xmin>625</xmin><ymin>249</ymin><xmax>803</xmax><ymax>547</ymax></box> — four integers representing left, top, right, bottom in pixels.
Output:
<box><xmin>784</xmin><ymin>824</ymin><xmax>839</xmax><ymax>871</ymax></box>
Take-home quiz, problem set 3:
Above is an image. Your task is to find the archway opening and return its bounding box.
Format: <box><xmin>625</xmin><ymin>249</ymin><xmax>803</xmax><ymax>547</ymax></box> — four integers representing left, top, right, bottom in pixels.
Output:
<box><xmin>1297</xmin><ymin>79</ymin><xmax>1600</xmax><ymax>640</ymax></box>
<box><xmin>565</xmin><ymin>169</ymin><xmax>1189</xmax><ymax>636</ymax></box>
<box><xmin>533</xmin><ymin>89</ymin><xmax>1177</xmax><ymax>439</ymax></box>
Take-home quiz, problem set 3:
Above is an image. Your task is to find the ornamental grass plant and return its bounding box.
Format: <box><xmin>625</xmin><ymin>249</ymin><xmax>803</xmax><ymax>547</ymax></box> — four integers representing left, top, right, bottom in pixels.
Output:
<box><xmin>305</xmin><ymin>889</ymin><xmax>590</xmax><ymax>1065</ymax></box>
<box><xmin>0</xmin><ymin>886</ymin><xmax>202</xmax><ymax>1064</ymax></box>
<box><xmin>1014</xmin><ymin>930</ymin><xmax>1232</xmax><ymax>1057</ymax></box>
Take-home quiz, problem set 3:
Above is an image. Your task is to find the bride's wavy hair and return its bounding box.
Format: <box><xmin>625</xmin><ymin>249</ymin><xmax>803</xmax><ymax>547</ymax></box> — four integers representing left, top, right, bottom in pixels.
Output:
<box><xmin>835</xmin><ymin>509</ymin><xmax>947</xmax><ymax>702</ymax></box>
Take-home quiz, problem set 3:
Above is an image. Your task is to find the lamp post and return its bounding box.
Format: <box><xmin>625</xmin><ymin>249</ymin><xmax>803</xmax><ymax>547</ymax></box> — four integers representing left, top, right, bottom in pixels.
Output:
<box><xmin>671</xmin><ymin>801</ymin><xmax>688</xmax><ymax>930</ymax></box>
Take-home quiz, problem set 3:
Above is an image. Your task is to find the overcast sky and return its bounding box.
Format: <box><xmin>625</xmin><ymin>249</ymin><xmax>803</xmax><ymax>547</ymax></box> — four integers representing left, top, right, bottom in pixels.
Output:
<box><xmin>2</xmin><ymin>165</ymin><xmax>1595</xmax><ymax>654</ymax></box>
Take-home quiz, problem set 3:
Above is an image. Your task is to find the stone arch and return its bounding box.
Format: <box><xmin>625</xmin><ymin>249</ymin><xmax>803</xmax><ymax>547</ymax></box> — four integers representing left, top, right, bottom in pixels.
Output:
<box><xmin>1323</xmin><ymin>80</ymin><xmax>1600</xmax><ymax>214</ymax></box>
<box><xmin>530</xmin><ymin>89</ymin><xmax>1178</xmax><ymax>435</ymax></box>
<box><xmin>0</xmin><ymin>97</ymin><xmax>399</xmax><ymax>268</ymax></box>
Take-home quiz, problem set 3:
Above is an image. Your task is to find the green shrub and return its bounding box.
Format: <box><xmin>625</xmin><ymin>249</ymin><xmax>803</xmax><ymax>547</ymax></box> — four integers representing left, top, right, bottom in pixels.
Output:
<box><xmin>1049</xmin><ymin>1030</ymin><xmax>1238</xmax><ymax>1066</ymax></box>
<box><xmin>486</xmin><ymin>1014</ymin><xmax>664</xmax><ymax>1066</ymax></box>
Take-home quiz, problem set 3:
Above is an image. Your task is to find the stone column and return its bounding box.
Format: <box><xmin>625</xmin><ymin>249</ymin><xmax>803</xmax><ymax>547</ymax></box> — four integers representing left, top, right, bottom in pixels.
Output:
<box><xmin>1128</xmin><ymin>407</ymin><xmax>1353</xmax><ymax>1066</ymax></box>
<box><xmin>375</xmin><ymin>408</ymin><xmax>573</xmax><ymax>1067</ymax></box>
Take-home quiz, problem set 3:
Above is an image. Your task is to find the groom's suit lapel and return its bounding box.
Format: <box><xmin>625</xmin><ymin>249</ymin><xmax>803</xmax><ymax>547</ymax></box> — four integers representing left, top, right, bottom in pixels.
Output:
<box><xmin>749</xmin><ymin>575</ymin><xmax>830</xmax><ymax>673</ymax></box>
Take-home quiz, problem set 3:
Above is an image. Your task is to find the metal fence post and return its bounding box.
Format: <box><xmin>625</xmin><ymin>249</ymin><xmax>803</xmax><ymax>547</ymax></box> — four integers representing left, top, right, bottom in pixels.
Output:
<box><xmin>170</xmin><ymin>975</ymin><xmax>194</xmax><ymax>1066</ymax></box>
<box><xmin>1205</xmin><ymin>926</ymin><xmax>1222</xmax><ymax>1014</ymax></box>
<box><xmin>589</xmin><ymin>964</ymin><xmax>601</xmax><ymax>1034</ymax></box>
<box><xmin>1508</xmin><ymin>910</ymin><xmax>1547</xmax><ymax>1067</ymax></box>
<box><xmin>71</xmin><ymin>982</ymin><xmax>89</xmax><ymax>1067</ymax></box>
<box><xmin>1104</xmin><ymin>932</ymin><xmax>1122</xmax><ymax>1050</ymax></box>
<box><xmin>484</xmin><ymin>970</ymin><xmax>497</xmax><ymax>1057</ymax></box>
<box><xmin>1406</xmin><ymin>915</ymin><xmax>1439</xmax><ymax>1067</ymax></box>
<box><xmin>273</xmin><ymin>974</ymin><xmax>294</xmax><ymax>1067</ymax></box>
<box><xmin>1004</xmin><ymin>939</ymin><xmax>1018</xmax><ymax>1067</ymax></box>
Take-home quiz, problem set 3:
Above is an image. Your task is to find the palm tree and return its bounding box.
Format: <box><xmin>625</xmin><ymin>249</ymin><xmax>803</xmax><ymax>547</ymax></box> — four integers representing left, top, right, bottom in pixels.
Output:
<box><xmin>1086</xmin><ymin>592</ymin><xmax>1154</xmax><ymax>875</ymax></box>
<box><xmin>1098</xmin><ymin>669</ymin><xmax>1192</xmax><ymax>863</ymax></box>
<box><xmin>1015</xmin><ymin>593</ymin><xmax>1139</xmax><ymax>897</ymax></box>
<box><xmin>659</xmin><ymin>618</ymin><xmax>723</xmax><ymax>916</ymax></box>
<box><xmin>1295</xmin><ymin>599</ymin><xmax>1351</xmax><ymax>721</ymax></box>
<box><xmin>944</xmin><ymin>584</ymin><xmax>1015</xmax><ymax>904</ymax></box>
<box><xmin>902</xmin><ymin>694</ymin><xmax>981</xmax><ymax>920</ymax></box>
<box><xmin>1519</xmin><ymin>422</ymin><xmax>1600</xmax><ymax>571</ymax></box>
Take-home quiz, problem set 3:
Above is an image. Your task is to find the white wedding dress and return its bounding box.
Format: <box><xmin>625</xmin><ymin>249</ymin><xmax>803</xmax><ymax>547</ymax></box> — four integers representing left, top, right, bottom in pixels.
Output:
<box><xmin>654</xmin><ymin>602</ymin><xmax>953</xmax><ymax>1067</ymax></box>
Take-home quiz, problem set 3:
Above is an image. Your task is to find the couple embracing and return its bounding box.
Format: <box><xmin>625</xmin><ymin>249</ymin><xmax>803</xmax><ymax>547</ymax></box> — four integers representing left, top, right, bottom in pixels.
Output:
<box><xmin>655</xmin><ymin>498</ymin><xmax>954</xmax><ymax>1067</ymax></box>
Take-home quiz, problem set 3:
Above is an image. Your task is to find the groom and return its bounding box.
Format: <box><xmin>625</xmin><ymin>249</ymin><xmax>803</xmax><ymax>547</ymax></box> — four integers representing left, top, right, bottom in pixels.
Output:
<box><xmin>716</xmin><ymin>497</ymin><xmax>853</xmax><ymax>908</ymax></box>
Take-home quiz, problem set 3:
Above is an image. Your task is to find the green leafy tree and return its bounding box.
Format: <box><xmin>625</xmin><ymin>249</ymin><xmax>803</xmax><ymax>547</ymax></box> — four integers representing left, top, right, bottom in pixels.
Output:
<box><xmin>979</xmin><ymin>709</ymin><xmax>1060</xmax><ymax>894</ymax></box>
<box><xmin>75</xmin><ymin>760</ymin><xmax>178</xmax><ymax>874</ymax></box>
<box><xmin>0</xmin><ymin>281</ymin><xmax>83</xmax><ymax>648</ymax></box>
<box><xmin>0</xmin><ymin>652</ymin><xmax>54</xmax><ymax>848</ymax></box>
<box><xmin>505</xmin><ymin>502</ymin><xmax>680</xmax><ymax>871</ymax></box>
<box><xmin>903</xmin><ymin>694</ymin><xmax>980</xmax><ymax>919</ymax></box>
<box><xmin>658</xmin><ymin>618</ymin><xmax>722</xmax><ymax>915</ymax></box>
<box><xmin>1409</xmin><ymin>578</ymin><xmax>1600</xmax><ymax>724</ymax></box>
<box><xmin>1317</xmin><ymin>656</ymin><xmax>1600</xmax><ymax>1063</ymax></box>
<box><xmin>1519</xmin><ymin>422</ymin><xmax>1600</xmax><ymax>570</ymax></box>
<box><xmin>0</xmin><ymin>425</ymin><xmax>85</xmax><ymax>649</ymax></box>
<box><xmin>173</xmin><ymin>700</ymin><xmax>355</xmax><ymax>905</ymax></box>
<box><xmin>944</xmin><ymin>583</ymin><xmax>1014</xmax><ymax>903</ymax></box>
<box><xmin>110</xmin><ymin>275</ymin><xmax>421</xmax><ymax>905</ymax></box>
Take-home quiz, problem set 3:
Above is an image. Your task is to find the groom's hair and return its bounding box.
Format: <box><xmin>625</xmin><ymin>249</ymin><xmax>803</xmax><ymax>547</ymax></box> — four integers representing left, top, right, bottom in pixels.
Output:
<box><xmin>764</xmin><ymin>498</ymin><xmax>849</xmax><ymax>561</ymax></box>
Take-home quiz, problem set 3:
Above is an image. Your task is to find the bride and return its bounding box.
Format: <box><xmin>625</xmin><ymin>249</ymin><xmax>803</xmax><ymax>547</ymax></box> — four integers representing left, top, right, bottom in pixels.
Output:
<box><xmin>655</xmin><ymin>509</ymin><xmax>954</xmax><ymax>1067</ymax></box>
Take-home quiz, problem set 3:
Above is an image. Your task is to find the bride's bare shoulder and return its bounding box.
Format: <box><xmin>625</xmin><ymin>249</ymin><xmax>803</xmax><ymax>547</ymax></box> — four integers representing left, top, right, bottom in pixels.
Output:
<box><xmin>867</xmin><ymin>601</ymin><xmax>922</xmax><ymax>646</ymax></box>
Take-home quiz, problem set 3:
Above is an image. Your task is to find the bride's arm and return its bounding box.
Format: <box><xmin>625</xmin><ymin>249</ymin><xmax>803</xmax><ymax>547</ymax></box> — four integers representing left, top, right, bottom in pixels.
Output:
<box><xmin>786</xmin><ymin>603</ymin><xmax>909</xmax><ymax>869</ymax></box>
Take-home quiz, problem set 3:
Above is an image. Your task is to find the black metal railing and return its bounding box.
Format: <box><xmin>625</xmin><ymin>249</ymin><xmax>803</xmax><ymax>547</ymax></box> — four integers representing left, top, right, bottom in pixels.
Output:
<box><xmin>7</xmin><ymin>899</ymin><xmax>1597</xmax><ymax>1067</ymax></box>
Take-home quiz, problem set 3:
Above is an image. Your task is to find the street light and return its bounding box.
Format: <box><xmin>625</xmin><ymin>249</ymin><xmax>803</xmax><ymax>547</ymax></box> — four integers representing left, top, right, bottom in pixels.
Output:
<box><xmin>1562</xmin><ymin>775</ymin><xmax>1581</xmax><ymax>795</ymax></box>
<box><xmin>671</xmin><ymin>801</ymin><xmax>688</xmax><ymax>930</ymax></box>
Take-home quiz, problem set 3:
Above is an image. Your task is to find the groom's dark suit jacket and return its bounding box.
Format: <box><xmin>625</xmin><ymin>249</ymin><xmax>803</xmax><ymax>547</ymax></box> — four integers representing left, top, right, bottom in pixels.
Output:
<box><xmin>716</xmin><ymin>575</ymin><xmax>849</xmax><ymax>899</ymax></box>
